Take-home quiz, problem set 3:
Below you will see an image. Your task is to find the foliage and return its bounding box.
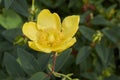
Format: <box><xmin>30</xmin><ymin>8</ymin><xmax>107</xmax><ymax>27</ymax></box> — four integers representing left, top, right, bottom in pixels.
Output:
<box><xmin>0</xmin><ymin>0</ymin><xmax>120</xmax><ymax>80</ymax></box>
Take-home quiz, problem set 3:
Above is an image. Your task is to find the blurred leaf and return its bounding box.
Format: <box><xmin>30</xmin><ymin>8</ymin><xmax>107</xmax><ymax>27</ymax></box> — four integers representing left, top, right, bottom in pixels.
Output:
<box><xmin>104</xmin><ymin>75</ymin><xmax>120</xmax><ymax>80</ymax></box>
<box><xmin>0</xmin><ymin>9</ymin><xmax>23</xmax><ymax>29</ymax></box>
<box><xmin>38</xmin><ymin>0</ymin><xmax>54</xmax><ymax>8</ymax></box>
<box><xmin>95</xmin><ymin>2</ymin><xmax>104</xmax><ymax>14</ymax></box>
<box><xmin>106</xmin><ymin>4</ymin><xmax>116</xmax><ymax>19</ymax></box>
<box><xmin>80</xmin><ymin>11</ymin><xmax>92</xmax><ymax>24</ymax></box>
<box><xmin>79</xmin><ymin>57</ymin><xmax>93</xmax><ymax>72</ymax></box>
<box><xmin>118</xmin><ymin>0</ymin><xmax>120</xmax><ymax>3</ymax></box>
<box><xmin>54</xmin><ymin>0</ymin><xmax>66</xmax><ymax>8</ymax></box>
<box><xmin>55</xmin><ymin>49</ymin><xmax>72</xmax><ymax>71</ymax></box>
<box><xmin>0</xmin><ymin>27</ymin><xmax>4</xmax><ymax>39</ymax></box>
<box><xmin>0</xmin><ymin>41</ymin><xmax>13</xmax><ymax>52</ymax></box>
<box><xmin>17</xmin><ymin>48</ymin><xmax>40</xmax><ymax>75</ymax></box>
<box><xmin>68</xmin><ymin>0</ymin><xmax>82</xmax><ymax>8</ymax></box>
<box><xmin>29</xmin><ymin>72</ymin><xmax>50</xmax><ymax>80</ymax></box>
<box><xmin>94</xmin><ymin>61</ymin><xmax>104</xmax><ymax>74</ymax></box>
<box><xmin>39</xmin><ymin>0</ymin><xmax>65</xmax><ymax>8</ymax></box>
<box><xmin>76</xmin><ymin>46</ymin><xmax>91</xmax><ymax>64</ymax></box>
<box><xmin>81</xmin><ymin>72</ymin><xmax>98</xmax><ymax>80</ymax></box>
<box><xmin>14</xmin><ymin>77</ymin><xmax>27</xmax><ymax>80</ymax></box>
<box><xmin>4</xmin><ymin>0</ymin><xmax>14</xmax><ymax>9</ymax></box>
<box><xmin>102</xmin><ymin>27</ymin><xmax>120</xmax><ymax>43</ymax></box>
<box><xmin>91</xmin><ymin>15</ymin><xmax>110</xmax><ymax>26</ymax></box>
<box><xmin>68</xmin><ymin>0</ymin><xmax>75</xmax><ymax>8</ymax></box>
<box><xmin>3</xmin><ymin>52</ymin><xmax>25</xmax><ymax>77</ymax></box>
<box><xmin>0</xmin><ymin>70</ymin><xmax>7</xmax><ymax>79</ymax></box>
<box><xmin>0</xmin><ymin>53</ymin><xmax>2</xmax><ymax>63</ymax></box>
<box><xmin>10</xmin><ymin>0</ymin><xmax>29</xmax><ymax>17</ymax></box>
<box><xmin>95</xmin><ymin>43</ymin><xmax>112</xmax><ymax>67</ymax></box>
<box><xmin>2</xmin><ymin>28</ymin><xmax>22</xmax><ymax>42</ymax></box>
<box><xmin>61</xmin><ymin>55</ymin><xmax>75</xmax><ymax>72</ymax></box>
<box><xmin>118</xmin><ymin>46</ymin><xmax>120</xmax><ymax>58</ymax></box>
<box><xmin>79</xmin><ymin>26</ymin><xmax>95</xmax><ymax>41</ymax></box>
<box><xmin>37</xmin><ymin>54</ymin><xmax>51</xmax><ymax>71</ymax></box>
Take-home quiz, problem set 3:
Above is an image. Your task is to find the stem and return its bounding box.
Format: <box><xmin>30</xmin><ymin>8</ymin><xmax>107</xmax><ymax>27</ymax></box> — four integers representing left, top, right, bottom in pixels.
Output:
<box><xmin>52</xmin><ymin>52</ymin><xmax>57</xmax><ymax>72</ymax></box>
<box><xmin>29</xmin><ymin>0</ymin><xmax>35</xmax><ymax>21</ymax></box>
<box><xmin>32</xmin><ymin>0</ymin><xmax>35</xmax><ymax>11</ymax></box>
<box><xmin>53</xmin><ymin>72</ymin><xmax>79</xmax><ymax>80</ymax></box>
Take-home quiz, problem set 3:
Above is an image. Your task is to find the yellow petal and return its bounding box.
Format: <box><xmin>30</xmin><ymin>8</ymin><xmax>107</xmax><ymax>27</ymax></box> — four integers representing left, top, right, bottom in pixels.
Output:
<box><xmin>62</xmin><ymin>15</ymin><xmax>80</xmax><ymax>38</ymax></box>
<box><xmin>28</xmin><ymin>41</ymin><xmax>52</xmax><ymax>53</ymax></box>
<box><xmin>52</xmin><ymin>37</ymin><xmax>76</xmax><ymax>53</ymax></box>
<box><xmin>22</xmin><ymin>22</ymin><xmax>39</xmax><ymax>41</ymax></box>
<box><xmin>28</xmin><ymin>41</ymin><xmax>40</xmax><ymax>51</ymax></box>
<box><xmin>37</xmin><ymin>9</ymin><xmax>61</xmax><ymax>30</ymax></box>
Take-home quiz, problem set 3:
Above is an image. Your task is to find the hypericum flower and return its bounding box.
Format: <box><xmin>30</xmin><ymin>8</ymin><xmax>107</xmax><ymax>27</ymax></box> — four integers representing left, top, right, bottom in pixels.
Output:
<box><xmin>22</xmin><ymin>9</ymin><xmax>80</xmax><ymax>53</ymax></box>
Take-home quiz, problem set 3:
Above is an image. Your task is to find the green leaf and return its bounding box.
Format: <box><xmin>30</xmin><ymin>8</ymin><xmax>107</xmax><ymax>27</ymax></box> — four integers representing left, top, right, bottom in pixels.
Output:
<box><xmin>4</xmin><ymin>0</ymin><xmax>14</xmax><ymax>9</ymax></box>
<box><xmin>10</xmin><ymin>0</ymin><xmax>29</xmax><ymax>17</ymax></box>
<box><xmin>29</xmin><ymin>72</ymin><xmax>50</xmax><ymax>80</ymax></box>
<box><xmin>0</xmin><ymin>70</ymin><xmax>7</xmax><ymax>79</ymax></box>
<box><xmin>68</xmin><ymin>0</ymin><xmax>82</xmax><ymax>8</ymax></box>
<box><xmin>79</xmin><ymin>58</ymin><xmax>93</xmax><ymax>72</ymax></box>
<box><xmin>76</xmin><ymin>46</ymin><xmax>91</xmax><ymax>64</ymax></box>
<box><xmin>95</xmin><ymin>43</ymin><xmax>112</xmax><ymax>67</ymax></box>
<box><xmin>91</xmin><ymin>15</ymin><xmax>110</xmax><ymax>26</ymax></box>
<box><xmin>118</xmin><ymin>46</ymin><xmax>120</xmax><ymax>59</ymax></box>
<box><xmin>55</xmin><ymin>49</ymin><xmax>72</xmax><ymax>71</ymax></box>
<box><xmin>2</xmin><ymin>28</ymin><xmax>22</xmax><ymax>42</ymax></box>
<box><xmin>80</xmin><ymin>11</ymin><xmax>92</xmax><ymax>24</ymax></box>
<box><xmin>79</xmin><ymin>26</ymin><xmax>95</xmax><ymax>41</ymax></box>
<box><xmin>14</xmin><ymin>77</ymin><xmax>27</xmax><ymax>80</ymax></box>
<box><xmin>38</xmin><ymin>0</ymin><xmax>53</xmax><ymax>8</ymax></box>
<box><xmin>17</xmin><ymin>48</ymin><xmax>40</xmax><ymax>75</ymax></box>
<box><xmin>3</xmin><ymin>52</ymin><xmax>25</xmax><ymax>77</ymax></box>
<box><xmin>104</xmin><ymin>75</ymin><xmax>120</xmax><ymax>80</ymax></box>
<box><xmin>106</xmin><ymin>4</ymin><xmax>116</xmax><ymax>18</ymax></box>
<box><xmin>81</xmin><ymin>72</ymin><xmax>98</xmax><ymax>80</ymax></box>
<box><xmin>60</xmin><ymin>55</ymin><xmax>75</xmax><ymax>72</ymax></box>
<box><xmin>0</xmin><ymin>54</ymin><xmax>2</xmax><ymax>63</ymax></box>
<box><xmin>0</xmin><ymin>27</ymin><xmax>4</xmax><ymax>39</ymax></box>
<box><xmin>0</xmin><ymin>9</ymin><xmax>23</xmax><ymax>29</ymax></box>
<box><xmin>37</xmin><ymin>54</ymin><xmax>51</xmax><ymax>71</ymax></box>
<box><xmin>102</xmin><ymin>27</ymin><xmax>120</xmax><ymax>43</ymax></box>
<box><xmin>39</xmin><ymin>0</ymin><xmax>65</xmax><ymax>8</ymax></box>
<box><xmin>54</xmin><ymin>0</ymin><xmax>66</xmax><ymax>7</ymax></box>
<box><xmin>0</xmin><ymin>41</ymin><xmax>13</xmax><ymax>52</ymax></box>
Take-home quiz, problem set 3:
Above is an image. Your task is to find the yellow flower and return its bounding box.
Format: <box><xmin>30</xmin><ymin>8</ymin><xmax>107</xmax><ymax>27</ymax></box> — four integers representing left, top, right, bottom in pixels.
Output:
<box><xmin>22</xmin><ymin>9</ymin><xmax>80</xmax><ymax>53</ymax></box>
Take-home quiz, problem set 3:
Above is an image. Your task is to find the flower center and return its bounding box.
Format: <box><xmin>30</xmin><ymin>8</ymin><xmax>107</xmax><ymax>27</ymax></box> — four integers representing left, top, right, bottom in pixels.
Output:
<box><xmin>39</xmin><ymin>28</ymin><xmax>64</xmax><ymax>47</ymax></box>
<box><xmin>48</xmin><ymin>34</ymin><xmax>55</xmax><ymax>44</ymax></box>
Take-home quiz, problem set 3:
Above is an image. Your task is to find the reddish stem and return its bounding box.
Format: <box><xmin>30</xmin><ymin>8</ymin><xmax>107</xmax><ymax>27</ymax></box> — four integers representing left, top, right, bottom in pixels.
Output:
<box><xmin>52</xmin><ymin>52</ymin><xmax>57</xmax><ymax>72</ymax></box>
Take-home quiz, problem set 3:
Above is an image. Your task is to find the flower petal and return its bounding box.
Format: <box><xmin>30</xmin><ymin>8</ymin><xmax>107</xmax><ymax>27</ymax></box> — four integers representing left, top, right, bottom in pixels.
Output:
<box><xmin>22</xmin><ymin>22</ymin><xmax>39</xmax><ymax>41</ymax></box>
<box><xmin>28</xmin><ymin>41</ymin><xmax>52</xmax><ymax>53</ymax></box>
<box><xmin>28</xmin><ymin>41</ymin><xmax>40</xmax><ymax>51</ymax></box>
<box><xmin>52</xmin><ymin>37</ymin><xmax>76</xmax><ymax>53</ymax></box>
<box><xmin>37</xmin><ymin>9</ymin><xmax>61</xmax><ymax>30</ymax></box>
<box><xmin>62</xmin><ymin>15</ymin><xmax>80</xmax><ymax>38</ymax></box>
